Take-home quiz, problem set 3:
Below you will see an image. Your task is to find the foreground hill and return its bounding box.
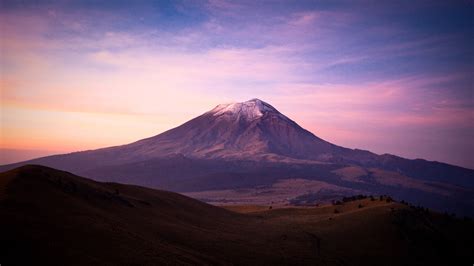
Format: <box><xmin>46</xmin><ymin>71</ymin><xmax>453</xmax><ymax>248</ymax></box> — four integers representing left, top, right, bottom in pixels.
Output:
<box><xmin>1</xmin><ymin>165</ymin><xmax>473</xmax><ymax>265</ymax></box>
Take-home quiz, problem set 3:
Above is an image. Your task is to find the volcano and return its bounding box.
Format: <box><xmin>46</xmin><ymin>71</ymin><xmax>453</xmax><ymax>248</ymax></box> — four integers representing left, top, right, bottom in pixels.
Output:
<box><xmin>104</xmin><ymin>98</ymin><xmax>359</xmax><ymax>162</ymax></box>
<box><xmin>1</xmin><ymin>99</ymin><xmax>473</xmax><ymax>216</ymax></box>
<box><xmin>132</xmin><ymin>98</ymin><xmax>341</xmax><ymax>160</ymax></box>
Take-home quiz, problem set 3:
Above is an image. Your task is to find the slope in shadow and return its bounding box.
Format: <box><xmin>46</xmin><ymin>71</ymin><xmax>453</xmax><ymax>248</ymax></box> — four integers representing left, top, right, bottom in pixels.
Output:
<box><xmin>1</xmin><ymin>165</ymin><xmax>473</xmax><ymax>265</ymax></box>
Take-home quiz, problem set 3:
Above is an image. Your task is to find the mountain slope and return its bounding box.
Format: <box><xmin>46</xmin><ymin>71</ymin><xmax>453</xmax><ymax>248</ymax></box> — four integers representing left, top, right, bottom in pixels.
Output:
<box><xmin>1</xmin><ymin>165</ymin><xmax>473</xmax><ymax>265</ymax></box>
<box><xmin>0</xmin><ymin>165</ymin><xmax>298</xmax><ymax>265</ymax></box>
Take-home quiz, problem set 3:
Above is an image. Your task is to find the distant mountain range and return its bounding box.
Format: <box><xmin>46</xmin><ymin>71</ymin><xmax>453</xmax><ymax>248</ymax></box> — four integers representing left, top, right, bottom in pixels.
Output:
<box><xmin>1</xmin><ymin>99</ymin><xmax>473</xmax><ymax>216</ymax></box>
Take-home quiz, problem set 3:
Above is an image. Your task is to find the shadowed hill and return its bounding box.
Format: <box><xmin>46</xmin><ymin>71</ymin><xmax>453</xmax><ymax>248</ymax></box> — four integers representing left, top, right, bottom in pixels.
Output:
<box><xmin>1</xmin><ymin>165</ymin><xmax>473</xmax><ymax>265</ymax></box>
<box><xmin>0</xmin><ymin>165</ymin><xmax>325</xmax><ymax>265</ymax></box>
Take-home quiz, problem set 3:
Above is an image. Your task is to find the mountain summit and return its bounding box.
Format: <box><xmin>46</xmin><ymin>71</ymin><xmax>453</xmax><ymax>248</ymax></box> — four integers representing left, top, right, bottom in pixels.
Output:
<box><xmin>208</xmin><ymin>99</ymin><xmax>286</xmax><ymax>122</ymax></box>
<box><xmin>127</xmin><ymin>98</ymin><xmax>342</xmax><ymax>161</ymax></box>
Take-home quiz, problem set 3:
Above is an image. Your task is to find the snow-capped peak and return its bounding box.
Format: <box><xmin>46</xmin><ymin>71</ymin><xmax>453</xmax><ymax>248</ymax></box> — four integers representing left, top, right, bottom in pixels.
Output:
<box><xmin>209</xmin><ymin>99</ymin><xmax>279</xmax><ymax>121</ymax></box>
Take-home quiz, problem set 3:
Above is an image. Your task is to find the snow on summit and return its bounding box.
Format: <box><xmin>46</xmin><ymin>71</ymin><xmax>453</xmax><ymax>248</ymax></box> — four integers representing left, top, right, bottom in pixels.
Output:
<box><xmin>209</xmin><ymin>99</ymin><xmax>279</xmax><ymax>121</ymax></box>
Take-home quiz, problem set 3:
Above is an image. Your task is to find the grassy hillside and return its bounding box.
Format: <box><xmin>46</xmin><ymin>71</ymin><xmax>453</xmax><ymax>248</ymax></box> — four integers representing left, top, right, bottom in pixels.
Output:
<box><xmin>1</xmin><ymin>165</ymin><xmax>473</xmax><ymax>265</ymax></box>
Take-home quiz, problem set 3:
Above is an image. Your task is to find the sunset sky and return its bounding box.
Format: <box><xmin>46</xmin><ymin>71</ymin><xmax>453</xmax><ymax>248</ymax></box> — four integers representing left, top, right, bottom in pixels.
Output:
<box><xmin>1</xmin><ymin>1</ymin><xmax>473</xmax><ymax>168</ymax></box>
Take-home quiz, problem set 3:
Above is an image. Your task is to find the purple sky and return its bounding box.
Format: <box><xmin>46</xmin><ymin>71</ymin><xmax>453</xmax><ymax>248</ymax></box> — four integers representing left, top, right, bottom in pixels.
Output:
<box><xmin>1</xmin><ymin>1</ymin><xmax>473</xmax><ymax>168</ymax></box>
